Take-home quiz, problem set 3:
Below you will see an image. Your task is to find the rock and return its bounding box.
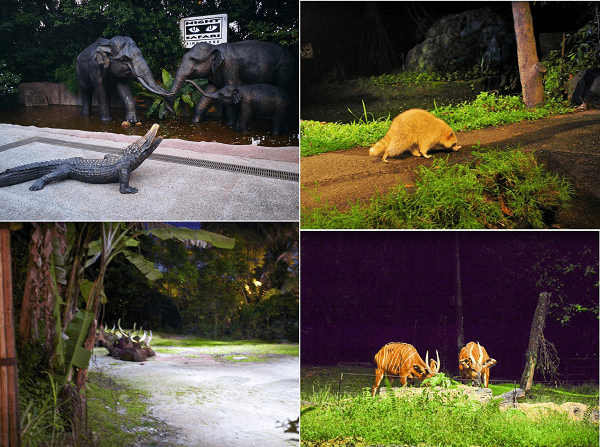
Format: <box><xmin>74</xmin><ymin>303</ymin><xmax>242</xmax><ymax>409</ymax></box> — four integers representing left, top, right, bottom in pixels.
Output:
<box><xmin>569</xmin><ymin>67</ymin><xmax>600</xmax><ymax>108</ymax></box>
<box><xmin>23</xmin><ymin>89</ymin><xmax>48</xmax><ymax>107</ymax></box>
<box><xmin>498</xmin><ymin>387</ymin><xmax>526</xmax><ymax>409</ymax></box>
<box><xmin>405</xmin><ymin>7</ymin><xmax>516</xmax><ymax>73</ymax></box>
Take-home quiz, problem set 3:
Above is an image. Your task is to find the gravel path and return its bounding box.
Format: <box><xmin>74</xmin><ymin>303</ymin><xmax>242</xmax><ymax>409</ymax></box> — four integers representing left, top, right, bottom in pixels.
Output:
<box><xmin>90</xmin><ymin>349</ymin><xmax>299</xmax><ymax>447</ymax></box>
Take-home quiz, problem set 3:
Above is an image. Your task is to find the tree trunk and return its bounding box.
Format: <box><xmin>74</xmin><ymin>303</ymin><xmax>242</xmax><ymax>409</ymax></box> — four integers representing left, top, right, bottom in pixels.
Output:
<box><xmin>0</xmin><ymin>223</ymin><xmax>21</xmax><ymax>447</ymax></box>
<box><xmin>520</xmin><ymin>291</ymin><xmax>551</xmax><ymax>390</ymax></box>
<box><xmin>454</xmin><ymin>234</ymin><xmax>464</xmax><ymax>354</ymax></box>
<box><xmin>512</xmin><ymin>1</ymin><xmax>546</xmax><ymax>107</ymax></box>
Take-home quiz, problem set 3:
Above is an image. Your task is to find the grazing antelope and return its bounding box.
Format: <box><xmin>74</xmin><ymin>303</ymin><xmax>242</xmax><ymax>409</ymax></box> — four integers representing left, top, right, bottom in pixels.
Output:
<box><xmin>458</xmin><ymin>342</ymin><xmax>497</xmax><ymax>388</ymax></box>
<box><xmin>372</xmin><ymin>342</ymin><xmax>440</xmax><ymax>396</ymax></box>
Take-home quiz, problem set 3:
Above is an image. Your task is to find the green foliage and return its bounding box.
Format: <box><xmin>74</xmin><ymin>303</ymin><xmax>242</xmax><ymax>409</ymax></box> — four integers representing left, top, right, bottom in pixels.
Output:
<box><xmin>301</xmin><ymin>383</ymin><xmax>599</xmax><ymax>447</ymax></box>
<box><xmin>300</xmin><ymin>91</ymin><xmax>575</xmax><ymax>157</ymax></box>
<box><xmin>0</xmin><ymin>59</ymin><xmax>21</xmax><ymax>96</ymax></box>
<box><xmin>135</xmin><ymin>69</ymin><xmax>204</xmax><ymax>119</ymax></box>
<box><xmin>543</xmin><ymin>19</ymin><xmax>600</xmax><ymax>100</ymax></box>
<box><xmin>421</xmin><ymin>372</ymin><xmax>461</xmax><ymax>388</ymax></box>
<box><xmin>20</xmin><ymin>373</ymin><xmax>69</xmax><ymax>447</ymax></box>
<box><xmin>0</xmin><ymin>0</ymin><xmax>298</xmax><ymax>83</ymax></box>
<box><xmin>236</xmin><ymin>289</ymin><xmax>299</xmax><ymax>341</ymax></box>
<box><xmin>302</xmin><ymin>148</ymin><xmax>573</xmax><ymax>229</ymax></box>
<box><xmin>0</xmin><ymin>59</ymin><xmax>21</xmax><ymax>109</ymax></box>
<box><xmin>357</xmin><ymin>71</ymin><xmax>445</xmax><ymax>88</ymax></box>
<box><xmin>52</xmin><ymin>57</ymin><xmax>79</xmax><ymax>94</ymax></box>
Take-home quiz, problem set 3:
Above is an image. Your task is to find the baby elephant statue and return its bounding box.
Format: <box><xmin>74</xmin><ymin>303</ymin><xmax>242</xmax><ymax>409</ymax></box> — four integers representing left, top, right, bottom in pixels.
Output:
<box><xmin>186</xmin><ymin>80</ymin><xmax>291</xmax><ymax>135</ymax></box>
<box><xmin>76</xmin><ymin>36</ymin><xmax>170</xmax><ymax>124</ymax></box>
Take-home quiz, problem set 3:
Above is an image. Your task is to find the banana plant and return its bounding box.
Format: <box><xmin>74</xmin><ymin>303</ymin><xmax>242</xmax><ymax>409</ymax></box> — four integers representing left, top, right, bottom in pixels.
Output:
<box><xmin>135</xmin><ymin>69</ymin><xmax>205</xmax><ymax>118</ymax></box>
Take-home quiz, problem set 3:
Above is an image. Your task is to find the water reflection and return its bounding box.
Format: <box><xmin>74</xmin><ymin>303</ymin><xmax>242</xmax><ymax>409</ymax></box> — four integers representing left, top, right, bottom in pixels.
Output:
<box><xmin>0</xmin><ymin>105</ymin><xmax>298</xmax><ymax>148</ymax></box>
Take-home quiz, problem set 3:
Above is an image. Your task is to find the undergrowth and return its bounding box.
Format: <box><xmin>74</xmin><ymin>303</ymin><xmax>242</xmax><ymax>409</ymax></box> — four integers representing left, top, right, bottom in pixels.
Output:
<box><xmin>302</xmin><ymin>148</ymin><xmax>573</xmax><ymax>229</ymax></box>
<box><xmin>301</xmin><ymin>386</ymin><xmax>599</xmax><ymax>447</ymax></box>
<box><xmin>300</xmin><ymin>91</ymin><xmax>576</xmax><ymax>157</ymax></box>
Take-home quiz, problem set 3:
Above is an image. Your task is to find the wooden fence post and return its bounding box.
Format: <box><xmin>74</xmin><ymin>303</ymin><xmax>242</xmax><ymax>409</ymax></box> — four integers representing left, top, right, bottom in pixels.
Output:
<box><xmin>0</xmin><ymin>223</ymin><xmax>20</xmax><ymax>447</ymax></box>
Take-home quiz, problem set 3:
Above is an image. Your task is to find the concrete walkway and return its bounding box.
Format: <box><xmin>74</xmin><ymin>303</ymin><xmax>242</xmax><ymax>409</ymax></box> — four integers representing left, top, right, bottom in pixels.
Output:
<box><xmin>0</xmin><ymin>124</ymin><xmax>299</xmax><ymax>221</ymax></box>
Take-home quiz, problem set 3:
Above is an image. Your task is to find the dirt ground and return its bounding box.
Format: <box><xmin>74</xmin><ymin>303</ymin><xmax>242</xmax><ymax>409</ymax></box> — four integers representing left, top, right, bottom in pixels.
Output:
<box><xmin>301</xmin><ymin>109</ymin><xmax>600</xmax><ymax>228</ymax></box>
<box><xmin>90</xmin><ymin>348</ymin><xmax>299</xmax><ymax>447</ymax></box>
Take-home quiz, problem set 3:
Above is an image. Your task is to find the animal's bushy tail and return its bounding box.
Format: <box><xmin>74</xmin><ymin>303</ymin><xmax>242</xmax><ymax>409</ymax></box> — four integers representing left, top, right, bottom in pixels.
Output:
<box><xmin>0</xmin><ymin>160</ymin><xmax>66</xmax><ymax>188</ymax></box>
<box><xmin>369</xmin><ymin>135</ymin><xmax>389</xmax><ymax>157</ymax></box>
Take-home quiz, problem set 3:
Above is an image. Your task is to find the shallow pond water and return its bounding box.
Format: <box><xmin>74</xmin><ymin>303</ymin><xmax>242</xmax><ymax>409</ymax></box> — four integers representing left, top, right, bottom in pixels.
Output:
<box><xmin>0</xmin><ymin>105</ymin><xmax>298</xmax><ymax>147</ymax></box>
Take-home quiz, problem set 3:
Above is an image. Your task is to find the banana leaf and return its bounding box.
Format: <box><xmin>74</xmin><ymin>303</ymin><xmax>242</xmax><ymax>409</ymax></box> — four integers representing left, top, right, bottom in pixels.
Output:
<box><xmin>52</xmin><ymin>309</ymin><xmax>94</xmax><ymax>387</ymax></box>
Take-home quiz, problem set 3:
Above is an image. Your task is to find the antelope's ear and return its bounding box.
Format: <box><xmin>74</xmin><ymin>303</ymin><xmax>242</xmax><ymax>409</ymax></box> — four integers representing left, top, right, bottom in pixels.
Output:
<box><xmin>484</xmin><ymin>358</ymin><xmax>497</xmax><ymax>368</ymax></box>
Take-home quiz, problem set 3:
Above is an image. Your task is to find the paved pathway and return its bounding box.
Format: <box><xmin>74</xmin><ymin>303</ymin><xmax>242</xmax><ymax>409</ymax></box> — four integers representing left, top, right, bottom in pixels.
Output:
<box><xmin>0</xmin><ymin>124</ymin><xmax>299</xmax><ymax>221</ymax></box>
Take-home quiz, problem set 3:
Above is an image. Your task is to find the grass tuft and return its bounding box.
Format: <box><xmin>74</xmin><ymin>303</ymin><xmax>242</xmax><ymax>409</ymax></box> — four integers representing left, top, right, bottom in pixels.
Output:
<box><xmin>302</xmin><ymin>148</ymin><xmax>573</xmax><ymax>229</ymax></box>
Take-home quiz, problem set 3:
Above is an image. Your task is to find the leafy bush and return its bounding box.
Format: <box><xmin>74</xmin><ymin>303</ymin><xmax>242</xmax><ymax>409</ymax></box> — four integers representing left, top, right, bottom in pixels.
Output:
<box><xmin>543</xmin><ymin>20</ymin><xmax>600</xmax><ymax>100</ymax></box>
<box><xmin>0</xmin><ymin>59</ymin><xmax>21</xmax><ymax>108</ymax></box>
<box><xmin>135</xmin><ymin>69</ymin><xmax>204</xmax><ymax>119</ymax></box>
<box><xmin>52</xmin><ymin>57</ymin><xmax>79</xmax><ymax>94</ymax></box>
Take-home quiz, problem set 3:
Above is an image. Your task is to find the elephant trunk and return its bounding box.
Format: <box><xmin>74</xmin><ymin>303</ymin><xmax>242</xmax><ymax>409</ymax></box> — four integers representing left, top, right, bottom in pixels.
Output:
<box><xmin>185</xmin><ymin>79</ymin><xmax>215</xmax><ymax>98</ymax></box>
<box><xmin>132</xmin><ymin>57</ymin><xmax>173</xmax><ymax>98</ymax></box>
<box><xmin>167</xmin><ymin>58</ymin><xmax>197</xmax><ymax>98</ymax></box>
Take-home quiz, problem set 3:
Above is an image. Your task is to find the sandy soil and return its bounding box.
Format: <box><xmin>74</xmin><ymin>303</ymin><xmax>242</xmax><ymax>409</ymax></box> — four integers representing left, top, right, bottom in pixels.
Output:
<box><xmin>301</xmin><ymin>109</ymin><xmax>600</xmax><ymax>228</ymax></box>
<box><xmin>90</xmin><ymin>348</ymin><xmax>299</xmax><ymax>447</ymax></box>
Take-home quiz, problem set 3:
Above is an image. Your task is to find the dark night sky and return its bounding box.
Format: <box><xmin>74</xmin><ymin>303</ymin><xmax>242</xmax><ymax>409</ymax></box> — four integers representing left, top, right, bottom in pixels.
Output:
<box><xmin>300</xmin><ymin>231</ymin><xmax>599</xmax><ymax>382</ymax></box>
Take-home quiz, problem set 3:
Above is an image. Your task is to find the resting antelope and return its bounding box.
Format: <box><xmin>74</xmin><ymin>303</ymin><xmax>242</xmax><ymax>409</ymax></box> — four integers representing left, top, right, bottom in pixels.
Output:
<box><xmin>458</xmin><ymin>342</ymin><xmax>497</xmax><ymax>388</ymax></box>
<box><xmin>372</xmin><ymin>342</ymin><xmax>440</xmax><ymax>396</ymax></box>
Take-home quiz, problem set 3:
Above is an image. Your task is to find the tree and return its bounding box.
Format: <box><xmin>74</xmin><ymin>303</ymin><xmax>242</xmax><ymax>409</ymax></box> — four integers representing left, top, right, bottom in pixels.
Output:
<box><xmin>520</xmin><ymin>291</ymin><xmax>552</xmax><ymax>390</ymax></box>
<box><xmin>519</xmin><ymin>237</ymin><xmax>598</xmax><ymax>389</ymax></box>
<box><xmin>0</xmin><ymin>223</ymin><xmax>20</xmax><ymax>447</ymax></box>
<box><xmin>9</xmin><ymin>222</ymin><xmax>234</xmax><ymax>444</ymax></box>
<box><xmin>512</xmin><ymin>1</ymin><xmax>546</xmax><ymax>107</ymax></box>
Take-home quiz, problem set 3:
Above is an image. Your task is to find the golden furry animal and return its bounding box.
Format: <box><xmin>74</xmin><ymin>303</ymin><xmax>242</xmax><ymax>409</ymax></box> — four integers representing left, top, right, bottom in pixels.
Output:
<box><xmin>369</xmin><ymin>109</ymin><xmax>461</xmax><ymax>162</ymax></box>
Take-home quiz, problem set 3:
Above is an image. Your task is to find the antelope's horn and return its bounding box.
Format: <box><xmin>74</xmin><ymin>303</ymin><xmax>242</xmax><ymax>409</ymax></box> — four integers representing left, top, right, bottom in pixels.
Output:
<box><xmin>436</xmin><ymin>350</ymin><xmax>440</xmax><ymax>372</ymax></box>
<box><xmin>425</xmin><ymin>350</ymin><xmax>431</xmax><ymax>374</ymax></box>
<box><xmin>133</xmin><ymin>323</ymin><xmax>136</xmax><ymax>333</ymax></box>
<box><xmin>118</xmin><ymin>318</ymin><xmax>128</xmax><ymax>337</ymax></box>
<box><xmin>139</xmin><ymin>330</ymin><xmax>147</xmax><ymax>343</ymax></box>
<box><xmin>147</xmin><ymin>330</ymin><xmax>153</xmax><ymax>347</ymax></box>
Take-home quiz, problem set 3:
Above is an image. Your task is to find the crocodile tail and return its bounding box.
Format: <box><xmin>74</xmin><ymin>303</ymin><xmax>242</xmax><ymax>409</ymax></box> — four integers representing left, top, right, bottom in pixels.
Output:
<box><xmin>0</xmin><ymin>160</ymin><xmax>65</xmax><ymax>188</ymax></box>
<box><xmin>369</xmin><ymin>135</ymin><xmax>390</xmax><ymax>157</ymax></box>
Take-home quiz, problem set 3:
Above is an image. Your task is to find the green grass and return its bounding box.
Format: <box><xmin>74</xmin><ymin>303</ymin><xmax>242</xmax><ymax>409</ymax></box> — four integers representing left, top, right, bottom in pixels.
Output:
<box><xmin>300</xmin><ymin>91</ymin><xmax>576</xmax><ymax>157</ymax></box>
<box><xmin>86</xmin><ymin>371</ymin><xmax>182</xmax><ymax>447</ymax></box>
<box><xmin>301</xmin><ymin>369</ymin><xmax>599</xmax><ymax>447</ymax></box>
<box><xmin>302</xmin><ymin>148</ymin><xmax>573</xmax><ymax>229</ymax></box>
<box><xmin>149</xmin><ymin>332</ymin><xmax>299</xmax><ymax>356</ymax></box>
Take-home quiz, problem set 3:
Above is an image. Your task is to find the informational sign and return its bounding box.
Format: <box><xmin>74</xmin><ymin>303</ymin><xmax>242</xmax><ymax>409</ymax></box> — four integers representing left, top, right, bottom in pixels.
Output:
<box><xmin>180</xmin><ymin>14</ymin><xmax>228</xmax><ymax>48</ymax></box>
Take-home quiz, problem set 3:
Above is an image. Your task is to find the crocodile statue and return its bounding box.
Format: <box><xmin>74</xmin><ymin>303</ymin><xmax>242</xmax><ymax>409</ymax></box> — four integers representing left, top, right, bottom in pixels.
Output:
<box><xmin>0</xmin><ymin>124</ymin><xmax>162</xmax><ymax>194</ymax></box>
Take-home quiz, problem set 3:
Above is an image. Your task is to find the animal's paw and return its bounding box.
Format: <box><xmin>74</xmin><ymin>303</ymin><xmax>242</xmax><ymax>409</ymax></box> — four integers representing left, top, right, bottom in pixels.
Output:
<box><xmin>121</xmin><ymin>121</ymin><xmax>131</xmax><ymax>127</ymax></box>
<box><xmin>29</xmin><ymin>180</ymin><xmax>44</xmax><ymax>191</ymax></box>
<box><xmin>121</xmin><ymin>186</ymin><xmax>138</xmax><ymax>194</ymax></box>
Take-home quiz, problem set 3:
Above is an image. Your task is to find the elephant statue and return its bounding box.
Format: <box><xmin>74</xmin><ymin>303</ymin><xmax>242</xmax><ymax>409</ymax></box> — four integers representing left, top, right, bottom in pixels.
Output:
<box><xmin>186</xmin><ymin>80</ymin><xmax>292</xmax><ymax>135</ymax></box>
<box><xmin>163</xmin><ymin>40</ymin><xmax>297</xmax><ymax>124</ymax></box>
<box><xmin>76</xmin><ymin>36</ymin><xmax>170</xmax><ymax>124</ymax></box>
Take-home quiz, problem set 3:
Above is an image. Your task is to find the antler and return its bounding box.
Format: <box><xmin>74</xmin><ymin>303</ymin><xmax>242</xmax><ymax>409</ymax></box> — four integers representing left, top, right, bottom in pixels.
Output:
<box><xmin>425</xmin><ymin>350</ymin><xmax>440</xmax><ymax>374</ymax></box>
